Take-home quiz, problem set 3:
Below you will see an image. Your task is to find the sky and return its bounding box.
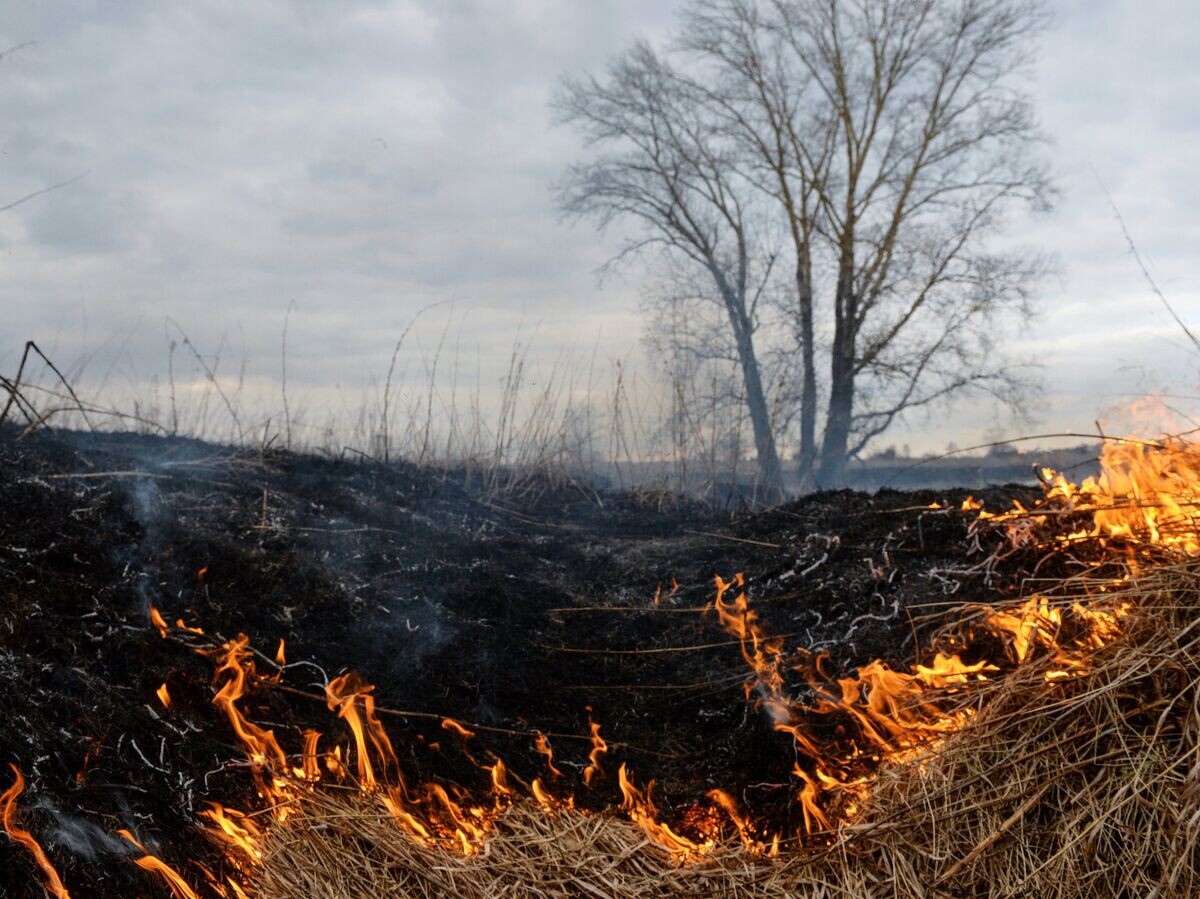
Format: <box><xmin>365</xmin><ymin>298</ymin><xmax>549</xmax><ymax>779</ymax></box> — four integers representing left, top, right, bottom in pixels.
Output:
<box><xmin>0</xmin><ymin>0</ymin><xmax>1198</xmax><ymax>454</ymax></box>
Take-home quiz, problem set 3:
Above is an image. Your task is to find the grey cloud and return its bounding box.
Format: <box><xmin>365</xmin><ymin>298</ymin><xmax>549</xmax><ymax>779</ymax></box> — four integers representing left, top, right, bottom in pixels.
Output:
<box><xmin>0</xmin><ymin>1</ymin><xmax>1197</xmax><ymax>453</ymax></box>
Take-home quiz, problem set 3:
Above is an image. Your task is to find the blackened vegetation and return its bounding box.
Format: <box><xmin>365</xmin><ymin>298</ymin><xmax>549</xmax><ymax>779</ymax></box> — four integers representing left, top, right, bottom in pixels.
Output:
<box><xmin>0</xmin><ymin>426</ymin><xmax>1046</xmax><ymax>897</ymax></box>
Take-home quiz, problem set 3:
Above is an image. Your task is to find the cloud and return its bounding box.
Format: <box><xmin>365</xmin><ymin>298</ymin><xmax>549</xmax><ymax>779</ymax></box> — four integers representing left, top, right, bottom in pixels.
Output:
<box><xmin>0</xmin><ymin>1</ymin><xmax>1197</xmax><ymax>454</ymax></box>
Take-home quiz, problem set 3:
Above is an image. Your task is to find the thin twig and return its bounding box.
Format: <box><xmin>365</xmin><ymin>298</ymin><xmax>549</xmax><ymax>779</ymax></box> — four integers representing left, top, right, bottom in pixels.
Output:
<box><xmin>0</xmin><ymin>170</ymin><xmax>89</xmax><ymax>215</ymax></box>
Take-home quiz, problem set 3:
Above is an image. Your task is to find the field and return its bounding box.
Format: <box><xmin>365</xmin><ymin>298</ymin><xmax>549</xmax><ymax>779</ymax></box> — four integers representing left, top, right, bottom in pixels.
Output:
<box><xmin>1</xmin><ymin>425</ymin><xmax>1196</xmax><ymax>897</ymax></box>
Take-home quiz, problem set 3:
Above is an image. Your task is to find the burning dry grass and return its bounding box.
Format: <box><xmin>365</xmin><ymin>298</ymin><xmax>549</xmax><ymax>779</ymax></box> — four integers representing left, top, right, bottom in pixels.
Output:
<box><xmin>254</xmin><ymin>791</ymin><xmax>805</xmax><ymax>899</ymax></box>
<box><xmin>850</xmin><ymin>561</ymin><xmax>1200</xmax><ymax>898</ymax></box>
<box><xmin>248</xmin><ymin>560</ymin><xmax>1200</xmax><ymax>898</ymax></box>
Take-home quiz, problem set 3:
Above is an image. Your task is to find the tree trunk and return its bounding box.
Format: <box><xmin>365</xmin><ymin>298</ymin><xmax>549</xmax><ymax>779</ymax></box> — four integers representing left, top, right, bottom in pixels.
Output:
<box><xmin>722</xmin><ymin>286</ymin><xmax>783</xmax><ymax>501</ymax></box>
<box><xmin>796</xmin><ymin>253</ymin><xmax>818</xmax><ymax>492</ymax></box>
<box><xmin>817</xmin><ymin>239</ymin><xmax>857</xmax><ymax>487</ymax></box>
<box><xmin>739</xmin><ymin>339</ymin><xmax>783</xmax><ymax>501</ymax></box>
<box><xmin>817</xmin><ymin>354</ymin><xmax>853</xmax><ymax>486</ymax></box>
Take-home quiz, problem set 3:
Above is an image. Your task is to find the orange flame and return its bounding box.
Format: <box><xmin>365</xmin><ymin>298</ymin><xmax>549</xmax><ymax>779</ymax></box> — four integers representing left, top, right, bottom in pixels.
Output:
<box><xmin>711</xmin><ymin>568</ymin><xmax>1125</xmax><ymax>835</ymax></box>
<box><xmin>325</xmin><ymin>672</ymin><xmax>402</xmax><ymax>792</ymax></box>
<box><xmin>533</xmin><ymin>731</ymin><xmax>563</xmax><ymax>778</ymax></box>
<box><xmin>210</xmin><ymin>635</ymin><xmax>288</xmax><ymax>774</ymax></box>
<box><xmin>441</xmin><ymin>718</ymin><xmax>475</xmax><ymax>741</ymax></box>
<box><xmin>118</xmin><ymin>829</ymin><xmax>199</xmax><ymax>899</ymax></box>
<box><xmin>299</xmin><ymin>729</ymin><xmax>322</xmax><ymax>782</ymax></box>
<box><xmin>149</xmin><ymin>606</ymin><xmax>169</xmax><ymax>638</ymax></box>
<box><xmin>130</xmin><ymin>424</ymin><xmax>1196</xmax><ymax>889</ymax></box>
<box><xmin>2</xmin><ymin>765</ymin><xmax>71</xmax><ymax>898</ymax></box>
<box><xmin>156</xmin><ymin>682</ymin><xmax>172</xmax><ymax>709</ymax></box>
<box><xmin>201</xmin><ymin>803</ymin><xmax>264</xmax><ymax>864</ymax></box>
<box><xmin>582</xmin><ymin>719</ymin><xmax>607</xmax><ymax>786</ymax></box>
<box><xmin>975</xmin><ymin>435</ymin><xmax>1200</xmax><ymax>558</ymax></box>
<box><xmin>618</xmin><ymin>764</ymin><xmax>713</xmax><ymax>861</ymax></box>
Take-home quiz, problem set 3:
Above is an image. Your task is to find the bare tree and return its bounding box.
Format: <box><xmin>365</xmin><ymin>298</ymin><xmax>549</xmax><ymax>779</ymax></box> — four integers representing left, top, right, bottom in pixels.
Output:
<box><xmin>557</xmin><ymin>0</ymin><xmax>1053</xmax><ymax>490</ymax></box>
<box><xmin>554</xmin><ymin>42</ymin><xmax>785</xmax><ymax>498</ymax></box>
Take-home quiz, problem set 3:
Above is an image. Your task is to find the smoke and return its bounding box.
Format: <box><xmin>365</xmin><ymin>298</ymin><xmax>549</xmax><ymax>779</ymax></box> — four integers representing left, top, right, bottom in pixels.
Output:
<box><xmin>45</xmin><ymin>806</ymin><xmax>136</xmax><ymax>860</ymax></box>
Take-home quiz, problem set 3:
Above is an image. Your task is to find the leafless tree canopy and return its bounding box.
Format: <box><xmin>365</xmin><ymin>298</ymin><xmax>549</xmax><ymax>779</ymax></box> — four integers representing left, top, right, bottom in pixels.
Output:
<box><xmin>555</xmin><ymin>0</ymin><xmax>1053</xmax><ymax>492</ymax></box>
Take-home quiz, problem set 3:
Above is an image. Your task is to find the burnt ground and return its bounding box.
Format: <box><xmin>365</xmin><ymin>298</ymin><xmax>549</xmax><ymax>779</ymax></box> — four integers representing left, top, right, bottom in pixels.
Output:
<box><xmin>0</xmin><ymin>427</ymin><xmax>1047</xmax><ymax>898</ymax></box>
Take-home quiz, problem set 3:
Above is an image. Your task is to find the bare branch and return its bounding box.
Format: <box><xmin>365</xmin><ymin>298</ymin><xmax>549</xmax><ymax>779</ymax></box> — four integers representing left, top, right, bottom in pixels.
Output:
<box><xmin>0</xmin><ymin>171</ymin><xmax>90</xmax><ymax>215</ymax></box>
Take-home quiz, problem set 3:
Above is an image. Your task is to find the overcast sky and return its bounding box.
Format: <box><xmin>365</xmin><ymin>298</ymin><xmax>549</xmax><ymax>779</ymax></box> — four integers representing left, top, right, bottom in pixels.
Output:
<box><xmin>1</xmin><ymin>0</ymin><xmax>1198</xmax><ymax>453</ymax></box>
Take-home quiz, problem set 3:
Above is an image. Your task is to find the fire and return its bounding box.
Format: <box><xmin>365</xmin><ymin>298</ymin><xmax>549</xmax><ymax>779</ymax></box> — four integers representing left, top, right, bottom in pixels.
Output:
<box><xmin>618</xmin><ymin>764</ymin><xmax>714</xmax><ymax>861</ymax></box>
<box><xmin>2</xmin><ymin>765</ymin><xmax>72</xmax><ymax>899</ymax></box>
<box><xmin>120</xmin><ymin>427</ymin><xmax>1200</xmax><ymax>891</ymax></box>
<box><xmin>534</xmin><ymin>731</ymin><xmax>563</xmax><ymax>777</ymax></box>
<box><xmin>1052</xmin><ymin>438</ymin><xmax>1200</xmax><ymax>553</ymax></box>
<box><xmin>707</xmin><ymin>568</ymin><xmax>1135</xmax><ymax>837</ymax></box>
<box><xmin>149</xmin><ymin>605</ymin><xmax>169</xmax><ymax>638</ymax></box>
<box><xmin>157</xmin><ymin>682</ymin><xmax>172</xmax><ymax>708</ymax></box>
<box><xmin>299</xmin><ymin>729</ymin><xmax>322</xmax><ymax>782</ymax></box>
<box><xmin>706</xmin><ymin>788</ymin><xmax>769</xmax><ymax>852</ymax></box>
<box><xmin>118</xmin><ymin>829</ymin><xmax>200</xmax><ymax>899</ymax></box>
<box><xmin>698</xmin><ymin>432</ymin><xmax>1200</xmax><ymax>838</ymax></box>
<box><xmin>582</xmin><ymin>717</ymin><xmax>607</xmax><ymax>786</ymax></box>
<box><xmin>210</xmin><ymin>635</ymin><xmax>289</xmax><ymax>775</ymax></box>
<box><xmin>976</xmin><ymin>435</ymin><xmax>1200</xmax><ymax>558</ymax></box>
<box><xmin>201</xmin><ymin>804</ymin><xmax>264</xmax><ymax>864</ymax></box>
<box><xmin>325</xmin><ymin>671</ymin><xmax>403</xmax><ymax>792</ymax></box>
<box><xmin>441</xmin><ymin>717</ymin><xmax>475</xmax><ymax>740</ymax></box>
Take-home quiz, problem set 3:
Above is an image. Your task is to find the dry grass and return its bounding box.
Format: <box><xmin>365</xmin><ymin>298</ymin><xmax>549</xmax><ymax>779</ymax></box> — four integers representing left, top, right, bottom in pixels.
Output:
<box><xmin>251</xmin><ymin>562</ymin><xmax>1200</xmax><ymax>898</ymax></box>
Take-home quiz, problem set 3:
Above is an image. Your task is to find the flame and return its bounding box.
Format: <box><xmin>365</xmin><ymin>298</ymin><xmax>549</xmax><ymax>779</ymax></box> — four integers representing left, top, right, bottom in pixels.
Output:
<box><xmin>299</xmin><ymin>729</ymin><xmax>322</xmax><ymax>782</ymax></box>
<box><xmin>1052</xmin><ymin>438</ymin><xmax>1200</xmax><ymax>553</ymax></box>
<box><xmin>202</xmin><ymin>804</ymin><xmax>264</xmax><ymax>864</ymax></box>
<box><xmin>487</xmin><ymin>758</ymin><xmax>512</xmax><ymax>797</ymax></box>
<box><xmin>211</xmin><ymin>635</ymin><xmax>289</xmax><ymax>775</ymax></box>
<box><xmin>533</xmin><ymin>731</ymin><xmax>563</xmax><ymax>778</ymax></box>
<box><xmin>118</xmin><ymin>829</ymin><xmax>199</xmax><ymax>899</ymax></box>
<box><xmin>325</xmin><ymin>672</ymin><xmax>402</xmax><ymax>792</ymax></box>
<box><xmin>618</xmin><ymin>764</ymin><xmax>713</xmax><ymax>861</ymax></box>
<box><xmin>2</xmin><ymin>765</ymin><xmax>72</xmax><ymax>898</ymax></box>
<box><xmin>126</xmin><ymin>428</ymin><xmax>1199</xmax><ymax>887</ymax></box>
<box><xmin>975</xmin><ymin>435</ymin><xmax>1200</xmax><ymax>558</ymax></box>
<box><xmin>707</xmin><ymin>788</ymin><xmax>772</xmax><ymax>853</ymax></box>
<box><xmin>441</xmin><ymin>718</ymin><xmax>475</xmax><ymax>740</ymax></box>
<box><xmin>711</xmin><ymin>573</ymin><xmax>788</xmax><ymax>724</ymax></box>
<box><xmin>710</xmin><ymin>568</ymin><xmax>1127</xmax><ymax>836</ymax></box>
<box><xmin>156</xmin><ymin>682</ymin><xmax>172</xmax><ymax>708</ymax></box>
<box><xmin>531</xmin><ymin>777</ymin><xmax>556</xmax><ymax>810</ymax></box>
<box><xmin>582</xmin><ymin>718</ymin><xmax>607</xmax><ymax>786</ymax></box>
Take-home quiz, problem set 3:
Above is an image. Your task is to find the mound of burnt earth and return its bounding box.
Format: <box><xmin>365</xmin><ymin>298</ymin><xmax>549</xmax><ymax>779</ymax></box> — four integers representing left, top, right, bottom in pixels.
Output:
<box><xmin>0</xmin><ymin>427</ymin><xmax>1044</xmax><ymax>897</ymax></box>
